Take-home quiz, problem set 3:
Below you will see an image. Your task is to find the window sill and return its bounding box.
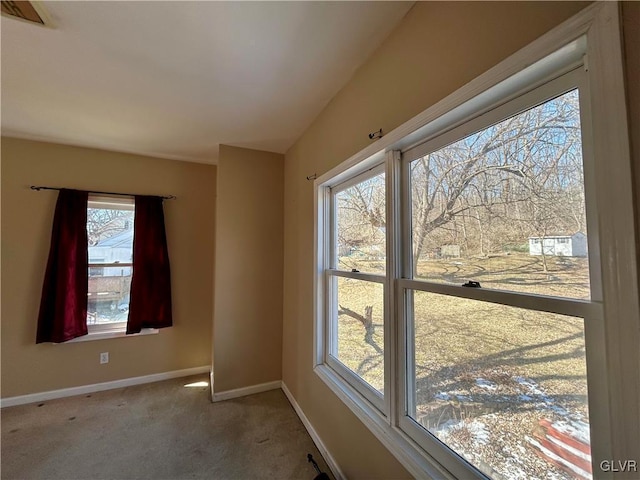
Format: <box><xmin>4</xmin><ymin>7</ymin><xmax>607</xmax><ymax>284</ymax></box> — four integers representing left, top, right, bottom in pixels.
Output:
<box><xmin>314</xmin><ymin>364</ymin><xmax>457</xmax><ymax>480</ymax></box>
<box><xmin>64</xmin><ymin>328</ymin><xmax>159</xmax><ymax>343</ymax></box>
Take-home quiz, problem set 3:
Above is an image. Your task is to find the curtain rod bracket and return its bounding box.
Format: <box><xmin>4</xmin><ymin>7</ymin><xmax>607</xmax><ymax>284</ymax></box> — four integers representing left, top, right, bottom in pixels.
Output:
<box><xmin>368</xmin><ymin>128</ymin><xmax>383</xmax><ymax>140</ymax></box>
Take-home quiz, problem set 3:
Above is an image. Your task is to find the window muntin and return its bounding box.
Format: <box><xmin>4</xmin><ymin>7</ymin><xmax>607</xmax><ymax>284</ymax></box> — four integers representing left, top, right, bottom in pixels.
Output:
<box><xmin>408</xmin><ymin>90</ymin><xmax>590</xmax><ymax>300</ymax></box>
<box><xmin>406</xmin><ymin>290</ymin><xmax>590</xmax><ymax>480</ymax></box>
<box><xmin>87</xmin><ymin>198</ymin><xmax>134</xmax><ymax>328</ymax></box>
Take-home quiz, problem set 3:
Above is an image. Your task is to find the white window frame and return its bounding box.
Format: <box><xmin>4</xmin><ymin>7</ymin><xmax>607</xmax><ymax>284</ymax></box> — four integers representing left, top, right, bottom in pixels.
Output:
<box><xmin>396</xmin><ymin>69</ymin><xmax>605</xmax><ymax>479</ymax></box>
<box><xmin>313</xmin><ymin>3</ymin><xmax>638</xmax><ymax>478</ymax></box>
<box><xmin>74</xmin><ymin>195</ymin><xmax>158</xmax><ymax>342</ymax></box>
<box><xmin>326</xmin><ymin>164</ymin><xmax>388</xmax><ymax>412</ymax></box>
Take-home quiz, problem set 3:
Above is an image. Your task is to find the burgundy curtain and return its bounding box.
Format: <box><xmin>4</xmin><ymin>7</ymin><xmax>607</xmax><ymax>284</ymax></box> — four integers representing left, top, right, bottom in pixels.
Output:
<box><xmin>127</xmin><ymin>195</ymin><xmax>172</xmax><ymax>334</ymax></box>
<box><xmin>36</xmin><ymin>189</ymin><xmax>89</xmax><ymax>343</ymax></box>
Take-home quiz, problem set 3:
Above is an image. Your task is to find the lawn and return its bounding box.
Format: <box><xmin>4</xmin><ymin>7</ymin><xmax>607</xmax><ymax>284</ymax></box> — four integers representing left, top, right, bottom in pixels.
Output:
<box><xmin>335</xmin><ymin>253</ymin><xmax>591</xmax><ymax>479</ymax></box>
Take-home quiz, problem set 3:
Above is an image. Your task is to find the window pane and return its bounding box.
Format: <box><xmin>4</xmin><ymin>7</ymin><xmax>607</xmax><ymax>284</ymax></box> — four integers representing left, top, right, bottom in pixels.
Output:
<box><xmin>88</xmin><ymin>269</ymin><xmax>132</xmax><ymax>325</ymax></box>
<box><xmin>87</xmin><ymin>206</ymin><xmax>134</xmax><ymax>325</ymax></box>
<box><xmin>333</xmin><ymin>276</ymin><xmax>384</xmax><ymax>393</ymax></box>
<box><xmin>409</xmin><ymin>290</ymin><xmax>590</xmax><ymax>479</ymax></box>
<box><xmin>410</xmin><ymin>90</ymin><xmax>590</xmax><ymax>300</ymax></box>
<box><xmin>335</xmin><ymin>172</ymin><xmax>385</xmax><ymax>273</ymax></box>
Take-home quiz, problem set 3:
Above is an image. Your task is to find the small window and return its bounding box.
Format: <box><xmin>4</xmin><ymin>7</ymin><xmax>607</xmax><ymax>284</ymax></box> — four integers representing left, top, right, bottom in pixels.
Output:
<box><xmin>87</xmin><ymin>197</ymin><xmax>134</xmax><ymax>332</ymax></box>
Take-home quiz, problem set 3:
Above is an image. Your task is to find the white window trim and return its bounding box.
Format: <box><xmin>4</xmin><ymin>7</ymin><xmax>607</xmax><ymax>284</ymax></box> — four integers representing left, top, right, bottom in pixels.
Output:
<box><xmin>66</xmin><ymin>327</ymin><xmax>159</xmax><ymax>343</ymax></box>
<box><xmin>87</xmin><ymin>195</ymin><xmax>135</xmax><ymax>338</ymax></box>
<box><xmin>313</xmin><ymin>3</ymin><xmax>638</xmax><ymax>478</ymax></box>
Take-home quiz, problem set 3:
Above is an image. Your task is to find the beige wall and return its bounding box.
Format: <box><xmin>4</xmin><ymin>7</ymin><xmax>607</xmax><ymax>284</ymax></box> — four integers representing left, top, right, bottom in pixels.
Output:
<box><xmin>213</xmin><ymin>145</ymin><xmax>283</xmax><ymax>393</ymax></box>
<box><xmin>282</xmin><ymin>2</ymin><xmax>591</xmax><ymax>478</ymax></box>
<box><xmin>1</xmin><ymin>138</ymin><xmax>216</xmax><ymax>398</ymax></box>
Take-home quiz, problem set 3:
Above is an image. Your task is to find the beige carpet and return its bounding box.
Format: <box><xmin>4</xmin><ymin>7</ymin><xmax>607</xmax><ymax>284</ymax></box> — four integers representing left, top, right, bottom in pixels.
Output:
<box><xmin>1</xmin><ymin>375</ymin><xmax>334</xmax><ymax>480</ymax></box>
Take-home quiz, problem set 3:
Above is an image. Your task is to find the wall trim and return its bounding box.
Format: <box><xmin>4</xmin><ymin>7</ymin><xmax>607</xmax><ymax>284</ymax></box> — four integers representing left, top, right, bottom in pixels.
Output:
<box><xmin>211</xmin><ymin>380</ymin><xmax>282</xmax><ymax>402</ymax></box>
<box><xmin>0</xmin><ymin>365</ymin><xmax>211</xmax><ymax>408</ymax></box>
<box><xmin>282</xmin><ymin>382</ymin><xmax>346</xmax><ymax>480</ymax></box>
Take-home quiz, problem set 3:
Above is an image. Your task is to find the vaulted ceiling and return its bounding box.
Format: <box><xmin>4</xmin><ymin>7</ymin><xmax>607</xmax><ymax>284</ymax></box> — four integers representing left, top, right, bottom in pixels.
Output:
<box><xmin>1</xmin><ymin>1</ymin><xmax>413</xmax><ymax>164</ymax></box>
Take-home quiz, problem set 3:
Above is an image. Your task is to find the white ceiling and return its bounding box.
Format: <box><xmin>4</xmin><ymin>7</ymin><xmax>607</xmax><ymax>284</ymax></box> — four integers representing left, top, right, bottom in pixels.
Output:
<box><xmin>1</xmin><ymin>1</ymin><xmax>413</xmax><ymax>164</ymax></box>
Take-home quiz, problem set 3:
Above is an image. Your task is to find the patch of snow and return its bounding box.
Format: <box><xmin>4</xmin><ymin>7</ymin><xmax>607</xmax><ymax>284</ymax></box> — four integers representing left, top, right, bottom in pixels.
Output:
<box><xmin>514</xmin><ymin>375</ymin><xmax>571</xmax><ymax>415</ymax></box>
<box><xmin>434</xmin><ymin>392</ymin><xmax>450</xmax><ymax>401</ymax></box>
<box><xmin>549</xmin><ymin>404</ymin><xmax>569</xmax><ymax>416</ymax></box>
<box><xmin>466</xmin><ymin>420</ymin><xmax>490</xmax><ymax>445</ymax></box>
<box><xmin>551</xmin><ymin>418</ymin><xmax>591</xmax><ymax>446</ymax></box>
<box><xmin>434</xmin><ymin>419</ymin><xmax>490</xmax><ymax>446</ymax></box>
<box><xmin>500</xmin><ymin>444</ymin><xmax>536</xmax><ymax>480</ymax></box>
<box><xmin>514</xmin><ymin>376</ymin><xmax>545</xmax><ymax>396</ymax></box>
<box><xmin>476</xmin><ymin>378</ymin><xmax>498</xmax><ymax>390</ymax></box>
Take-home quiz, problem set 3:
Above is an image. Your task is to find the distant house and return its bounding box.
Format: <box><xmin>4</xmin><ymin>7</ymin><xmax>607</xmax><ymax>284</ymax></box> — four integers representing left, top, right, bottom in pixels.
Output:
<box><xmin>89</xmin><ymin>228</ymin><xmax>133</xmax><ymax>276</ymax></box>
<box><xmin>439</xmin><ymin>245</ymin><xmax>461</xmax><ymax>259</ymax></box>
<box><xmin>528</xmin><ymin>232</ymin><xmax>587</xmax><ymax>257</ymax></box>
<box><xmin>88</xmin><ymin>227</ymin><xmax>133</xmax><ymax>313</ymax></box>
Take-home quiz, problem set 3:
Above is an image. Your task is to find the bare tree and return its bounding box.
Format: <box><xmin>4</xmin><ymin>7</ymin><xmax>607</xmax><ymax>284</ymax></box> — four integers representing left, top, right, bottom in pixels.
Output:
<box><xmin>408</xmin><ymin>89</ymin><xmax>584</xmax><ymax>276</ymax></box>
<box><xmin>335</xmin><ymin>173</ymin><xmax>385</xmax><ymax>270</ymax></box>
<box><xmin>87</xmin><ymin>208</ymin><xmax>133</xmax><ymax>246</ymax></box>
<box><xmin>338</xmin><ymin>304</ymin><xmax>382</xmax><ymax>354</ymax></box>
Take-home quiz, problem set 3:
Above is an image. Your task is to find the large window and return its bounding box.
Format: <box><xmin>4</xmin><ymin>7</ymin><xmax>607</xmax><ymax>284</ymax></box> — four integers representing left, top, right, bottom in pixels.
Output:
<box><xmin>314</xmin><ymin>11</ymin><xmax>638</xmax><ymax>478</ymax></box>
<box><xmin>87</xmin><ymin>197</ymin><xmax>135</xmax><ymax>334</ymax></box>
<box><xmin>395</xmin><ymin>84</ymin><xmax>597</xmax><ymax>479</ymax></box>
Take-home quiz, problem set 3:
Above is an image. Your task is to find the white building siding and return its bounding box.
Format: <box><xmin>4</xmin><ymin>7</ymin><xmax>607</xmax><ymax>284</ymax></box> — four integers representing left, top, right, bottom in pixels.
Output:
<box><xmin>528</xmin><ymin>233</ymin><xmax>587</xmax><ymax>257</ymax></box>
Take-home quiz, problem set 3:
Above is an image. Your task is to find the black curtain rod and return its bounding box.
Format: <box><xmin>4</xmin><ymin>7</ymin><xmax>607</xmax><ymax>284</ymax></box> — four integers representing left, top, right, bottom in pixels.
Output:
<box><xmin>30</xmin><ymin>186</ymin><xmax>176</xmax><ymax>200</ymax></box>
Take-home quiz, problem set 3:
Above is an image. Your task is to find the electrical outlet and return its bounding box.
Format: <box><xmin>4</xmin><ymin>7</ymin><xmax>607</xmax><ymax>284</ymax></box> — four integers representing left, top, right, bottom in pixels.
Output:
<box><xmin>100</xmin><ymin>352</ymin><xmax>109</xmax><ymax>364</ymax></box>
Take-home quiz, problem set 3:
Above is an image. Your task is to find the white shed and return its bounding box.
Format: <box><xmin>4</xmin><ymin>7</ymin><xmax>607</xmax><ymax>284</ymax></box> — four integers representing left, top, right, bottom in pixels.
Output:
<box><xmin>528</xmin><ymin>232</ymin><xmax>587</xmax><ymax>257</ymax></box>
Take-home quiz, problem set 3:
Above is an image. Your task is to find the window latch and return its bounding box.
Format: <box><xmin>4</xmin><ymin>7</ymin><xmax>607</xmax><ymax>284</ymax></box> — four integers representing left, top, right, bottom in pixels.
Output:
<box><xmin>462</xmin><ymin>281</ymin><xmax>481</xmax><ymax>288</ymax></box>
<box><xmin>351</xmin><ymin>269</ymin><xmax>360</xmax><ymax>273</ymax></box>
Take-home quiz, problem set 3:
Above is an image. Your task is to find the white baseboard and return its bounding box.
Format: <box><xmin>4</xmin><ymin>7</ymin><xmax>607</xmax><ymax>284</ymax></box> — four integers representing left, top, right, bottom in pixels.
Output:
<box><xmin>211</xmin><ymin>379</ymin><xmax>282</xmax><ymax>402</ymax></box>
<box><xmin>0</xmin><ymin>365</ymin><xmax>211</xmax><ymax>408</ymax></box>
<box><xmin>282</xmin><ymin>382</ymin><xmax>345</xmax><ymax>480</ymax></box>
